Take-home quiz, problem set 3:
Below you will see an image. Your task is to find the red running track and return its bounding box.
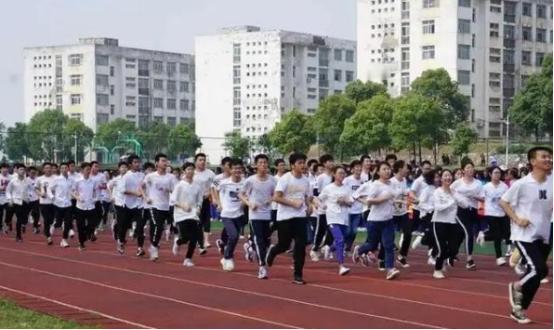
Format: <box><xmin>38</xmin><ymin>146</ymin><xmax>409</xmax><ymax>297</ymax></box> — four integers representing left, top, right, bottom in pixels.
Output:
<box><xmin>0</xmin><ymin>230</ymin><xmax>551</xmax><ymax>329</ymax></box>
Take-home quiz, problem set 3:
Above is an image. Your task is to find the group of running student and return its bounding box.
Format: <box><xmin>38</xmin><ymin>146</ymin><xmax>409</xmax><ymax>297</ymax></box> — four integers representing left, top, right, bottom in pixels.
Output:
<box><xmin>0</xmin><ymin>147</ymin><xmax>551</xmax><ymax>325</ymax></box>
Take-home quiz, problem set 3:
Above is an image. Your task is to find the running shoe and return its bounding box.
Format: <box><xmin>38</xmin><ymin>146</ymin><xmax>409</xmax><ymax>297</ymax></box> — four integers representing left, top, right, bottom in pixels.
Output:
<box><xmin>136</xmin><ymin>247</ymin><xmax>145</xmax><ymax>257</ymax></box>
<box><xmin>386</xmin><ymin>268</ymin><xmax>400</xmax><ymax>280</ymax></box>
<box><xmin>183</xmin><ymin>259</ymin><xmax>195</xmax><ymax>267</ymax></box>
<box><xmin>396</xmin><ymin>256</ymin><xmax>410</xmax><ymax>268</ymax></box>
<box><xmin>339</xmin><ymin>265</ymin><xmax>351</xmax><ymax>276</ymax></box>
<box><xmin>60</xmin><ymin>239</ymin><xmax>69</xmax><ymax>248</ymax></box>
<box><xmin>433</xmin><ymin>270</ymin><xmax>446</xmax><ymax>279</ymax></box>
<box><xmin>258</xmin><ymin>266</ymin><xmax>268</xmax><ymax>279</ymax></box>
<box><xmin>510</xmin><ymin>307</ymin><xmax>531</xmax><ymax>324</ymax></box>
<box><xmin>496</xmin><ymin>257</ymin><xmax>507</xmax><ymax>266</ymax></box>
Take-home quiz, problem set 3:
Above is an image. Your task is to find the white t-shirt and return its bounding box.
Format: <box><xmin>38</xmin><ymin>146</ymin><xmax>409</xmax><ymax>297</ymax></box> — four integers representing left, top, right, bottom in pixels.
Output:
<box><xmin>6</xmin><ymin>177</ymin><xmax>30</xmax><ymax>205</ymax></box>
<box><xmin>271</xmin><ymin>173</ymin><xmax>285</xmax><ymax>211</ymax></box>
<box><xmin>318</xmin><ymin>183</ymin><xmax>352</xmax><ymax>226</ymax></box>
<box><xmin>418</xmin><ymin>184</ymin><xmax>436</xmax><ymax>217</ymax></box>
<box><xmin>0</xmin><ymin>174</ymin><xmax>11</xmax><ymax>205</ymax></box>
<box><xmin>193</xmin><ymin>168</ymin><xmax>215</xmax><ymax>198</ymax></box>
<box><xmin>49</xmin><ymin>175</ymin><xmax>74</xmax><ymax>208</ymax></box>
<box><xmin>360</xmin><ymin>180</ymin><xmax>395</xmax><ymax>222</ymax></box>
<box><xmin>122</xmin><ymin>171</ymin><xmax>145</xmax><ymax>209</ymax></box>
<box><xmin>73</xmin><ymin>177</ymin><xmax>96</xmax><ymax>211</ymax></box>
<box><xmin>410</xmin><ymin>176</ymin><xmax>428</xmax><ymax>211</ymax></box>
<box><xmin>431</xmin><ymin>187</ymin><xmax>458</xmax><ymax>224</ymax></box>
<box><xmin>390</xmin><ymin>176</ymin><xmax>409</xmax><ymax>216</ymax></box>
<box><xmin>344</xmin><ymin>175</ymin><xmax>364</xmax><ymax>214</ymax></box>
<box><xmin>242</xmin><ymin>174</ymin><xmax>276</xmax><ymax>221</ymax></box>
<box><xmin>173</xmin><ymin>180</ymin><xmax>203</xmax><ymax>222</ymax></box>
<box><xmin>144</xmin><ymin>172</ymin><xmax>176</xmax><ymax>211</ymax></box>
<box><xmin>501</xmin><ymin>174</ymin><xmax>553</xmax><ymax>243</ymax></box>
<box><xmin>316</xmin><ymin>173</ymin><xmax>333</xmax><ymax>215</ymax></box>
<box><xmin>451</xmin><ymin>178</ymin><xmax>483</xmax><ymax>209</ymax></box>
<box><xmin>91</xmin><ymin>172</ymin><xmax>110</xmax><ymax>202</ymax></box>
<box><xmin>36</xmin><ymin>175</ymin><xmax>56</xmax><ymax>205</ymax></box>
<box><xmin>217</xmin><ymin>177</ymin><xmax>245</xmax><ymax>219</ymax></box>
<box><xmin>275</xmin><ymin>172</ymin><xmax>312</xmax><ymax>221</ymax></box>
<box><xmin>27</xmin><ymin>177</ymin><xmax>39</xmax><ymax>202</ymax></box>
<box><xmin>108</xmin><ymin>175</ymin><xmax>125</xmax><ymax>207</ymax></box>
<box><xmin>483</xmin><ymin>181</ymin><xmax>509</xmax><ymax>217</ymax></box>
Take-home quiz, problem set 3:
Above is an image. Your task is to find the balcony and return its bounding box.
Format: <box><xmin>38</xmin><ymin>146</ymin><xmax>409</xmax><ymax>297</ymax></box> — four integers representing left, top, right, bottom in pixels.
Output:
<box><xmin>319</xmin><ymin>79</ymin><xmax>329</xmax><ymax>88</ymax></box>
<box><xmin>503</xmin><ymin>88</ymin><xmax>515</xmax><ymax>97</ymax></box>
<box><xmin>503</xmin><ymin>63</ymin><xmax>515</xmax><ymax>72</ymax></box>
<box><xmin>138</xmin><ymin>88</ymin><xmax>150</xmax><ymax>96</ymax></box>
<box><xmin>503</xmin><ymin>38</ymin><xmax>515</xmax><ymax>48</ymax></box>
<box><xmin>138</xmin><ymin>69</ymin><xmax>150</xmax><ymax>77</ymax></box>
<box><xmin>504</xmin><ymin>14</ymin><xmax>516</xmax><ymax>23</ymax></box>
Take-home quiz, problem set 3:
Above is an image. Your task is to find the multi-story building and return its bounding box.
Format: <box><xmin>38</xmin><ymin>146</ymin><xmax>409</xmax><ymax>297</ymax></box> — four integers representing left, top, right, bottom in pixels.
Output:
<box><xmin>24</xmin><ymin>38</ymin><xmax>195</xmax><ymax>131</ymax></box>
<box><xmin>195</xmin><ymin>26</ymin><xmax>356</xmax><ymax>161</ymax></box>
<box><xmin>357</xmin><ymin>0</ymin><xmax>553</xmax><ymax>138</ymax></box>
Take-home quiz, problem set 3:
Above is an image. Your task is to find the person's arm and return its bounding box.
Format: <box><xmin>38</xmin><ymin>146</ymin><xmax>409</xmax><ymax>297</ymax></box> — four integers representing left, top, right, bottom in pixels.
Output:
<box><xmin>273</xmin><ymin>191</ymin><xmax>303</xmax><ymax>209</ymax></box>
<box><xmin>239</xmin><ymin>180</ymin><xmax>255</xmax><ymax>209</ymax></box>
<box><xmin>47</xmin><ymin>180</ymin><xmax>56</xmax><ymax>200</ymax></box>
<box><xmin>500</xmin><ymin>183</ymin><xmax>530</xmax><ymax>227</ymax></box>
<box><xmin>6</xmin><ymin>181</ymin><xmax>13</xmax><ymax>206</ymax></box>
<box><xmin>174</xmin><ymin>185</ymin><xmax>191</xmax><ymax>212</ymax></box>
<box><xmin>433</xmin><ymin>190</ymin><xmax>456</xmax><ymax>212</ymax></box>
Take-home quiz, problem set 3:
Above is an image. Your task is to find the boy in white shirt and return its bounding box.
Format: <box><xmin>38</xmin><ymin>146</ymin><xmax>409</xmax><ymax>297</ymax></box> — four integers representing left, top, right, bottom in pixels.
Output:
<box><xmin>36</xmin><ymin>162</ymin><xmax>57</xmax><ymax>240</ymax></box>
<box><xmin>312</xmin><ymin>154</ymin><xmax>335</xmax><ymax>261</ymax></box>
<box><xmin>0</xmin><ymin>163</ymin><xmax>10</xmax><ymax>234</ymax></box>
<box><xmin>193</xmin><ymin>153</ymin><xmax>216</xmax><ymax>251</ymax></box>
<box><xmin>120</xmin><ymin>155</ymin><xmax>146</xmax><ymax>256</ymax></box>
<box><xmin>501</xmin><ymin>147</ymin><xmax>553</xmax><ymax>324</ymax></box>
<box><xmin>172</xmin><ymin>162</ymin><xmax>203</xmax><ymax>267</ymax></box>
<box><xmin>6</xmin><ymin>164</ymin><xmax>30</xmax><ymax>242</ymax></box>
<box><xmin>49</xmin><ymin>162</ymin><xmax>75</xmax><ymax>247</ymax></box>
<box><xmin>72</xmin><ymin>162</ymin><xmax>97</xmax><ymax>251</ymax></box>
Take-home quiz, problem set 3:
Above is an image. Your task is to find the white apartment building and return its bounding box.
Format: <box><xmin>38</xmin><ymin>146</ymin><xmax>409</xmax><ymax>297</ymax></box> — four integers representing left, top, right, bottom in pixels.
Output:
<box><xmin>195</xmin><ymin>26</ymin><xmax>356</xmax><ymax>161</ymax></box>
<box><xmin>357</xmin><ymin>0</ymin><xmax>553</xmax><ymax>138</ymax></box>
<box><xmin>24</xmin><ymin>38</ymin><xmax>195</xmax><ymax>131</ymax></box>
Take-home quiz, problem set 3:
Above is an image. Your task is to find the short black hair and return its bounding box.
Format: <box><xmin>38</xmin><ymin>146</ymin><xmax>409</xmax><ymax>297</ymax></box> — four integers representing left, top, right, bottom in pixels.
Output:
<box><xmin>307</xmin><ymin>159</ymin><xmax>319</xmax><ymax>168</ymax></box>
<box><xmin>350</xmin><ymin>160</ymin><xmax>362</xmax><ymax>168</ymax></box>
<box><xmin>393</xmin><ymin>160</ymin><xmax>406</xmax><ymax>174</ymax></box>
<box><xmin>254</xmin><ymin>154</ymin><xmax>269</xmax><ymax>163</ymax></box>
<box><xmin>28</xmin><ymin>166</ymin><xmax>38</xmax><ymax>171</ymax></box>
<box><xmin>487</xmin><ymin>166</ymin><xmax>503</xmax><ymax>176</ymax></box>
<box><xmin>289</xmin><ymin>153</ymin><xmax>307</xmax><ymax>166</ymax></box>
<box><xmin>42</xmin><ymin>162</ymin><xmax>52</xmax><ymax>168</ymax></box>
<box><xmin>221</xmin><ymin>157</ymin><xmax>232</xmax><ymax>167</ymax></box>
<box><xmin>527</xmin><ymin>146</ymin><xmax>553</xmax><ymax>162</ymax></box>
<box><xmin>274</xmin><ymin>158</ymin><xmax>285</xmax><ymax>166</ymax></box>
<box><xmin>319</xmin><ymin>154</ymin><xmax>334</xmax><ymax>164</ymax></box>
<box><xmin>67</xmin><ymin>160</ymin><xmax>75</xmax><ymax>166</ymax></box>
<box><xmin>51</xmin><ymin>163</ymin><xmax>58</xmax><ymax>168</ymax></box>
<box><xmin>230</xmin><ymin>158</ymin><xmax>243</xmax><ymax>167</ymax></box>
<box><xmin>118</xmin><ymin>161</ymin><xmax>128</xmax><ymax>168</ymax></box>
<box><xmin>194</xmin><ymin>153</ymin><xmax>206</xmax><ymax>161</ymax></box>
<box><xmin>155</xmin><ymin>153</ymin><xmax>168</xmax><ymax>163</ymax></box>
<box><xmin>385</xmin><ymin>154</ymin><xmax>398</xmax><ymax>162</ymax></box>
<box><xmin>182</xmin><ymin>162</ymin><xmax>195</xmax><ymax>170</ymax></box>
<box><xmin>143</xmin><ymin>162</ymin><xmax>155</xmax><ymax>171</ymax></box>
<box><xmin>127</xmin><ymin>154</ymin><xmax>140</xmax><ymax>164</ymax></box>
<box><xmin>421</xmin><ymin>160</ymin><xmax>432</xmax><ymax>167</ymax></box>
<box><xmin>360</xmin><ymin>154</ymin><xmax>371</xmax><ymax>162</ymax></box>
<box><xmin>59</xmin><ymin>162</ymin><xmax>68</xmax><ymax>168</ymax></box>
<box><xmin>372</xmin><ymin>161</ymin><xmax>391</xmax><ymax>181</ymax></box>
<box><xmin>80</xmin><ymin>162</ymin><xmax>91</xmax><ymax>170</ymax></box>
<box><xmin>461</xmin><ymin>158</ymin><xmax>474</xmax><ymax>169</ymax></box>
<box><xmin>0</xmin><ymin>163</ymin><xmax>8</xmax><ymax>169</ymax></box>
<box><xmin>90</xmin><ymin>161</ymin><xmax>99</xmax><ymax>166</ymax></box>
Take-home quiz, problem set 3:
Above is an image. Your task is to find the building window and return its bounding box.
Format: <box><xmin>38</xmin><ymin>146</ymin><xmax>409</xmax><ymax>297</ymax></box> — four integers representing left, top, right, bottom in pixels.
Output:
<box><xmin>180</xmin><ymin>99</ymin><xmax>189</xmax><ymax>111</ymax></box>
<box><xmin>422</xmin><ymin>20</ymin><xmax>435</xmax><ymax>34</ymax></box>
<box><xmin>423</xmin><ymin>0</ymin><xmax>438</xmax><ymax>8</ymax></box>
<box><xmin>138</xmin><ymin>60</ymin><xmax>150</xmax><ymax>76</ymax></box>
<box><xmin>457</xmin><ymin>70</ymin><xmax>470</xmax><ymax>85</ymax></box>
<box><xmin>537</xmin><ymin>4</ymin><xmax>546</xmax><ymax>18</ymax></box>
<box><xmin>110</xmin><ymin>66</ymin><xmax>115</xmax><ymax>77</ymax></box>
<box><xmin>180</xmin><ymin>81</ymin><xmax>189</xmax><ymax>92</ymax></box>
<box><xmin>345</xmin><ymin>70</ymin><xmax>354</xmax><ymax>82</ymax></box>
<box><xmin>110</xmin><ymin>85</ymin><xmax>114</xmax><ymax>96</ymax></box>
<box><xmin>153</xmin><ymin>61</ymin><xmax>163</xmax><ymax>73</ymax></box>
<box><xmin>125</xmin><ymin>77</ymin><xmax>136</xmax><ymax>89</ymax></box>
<box><xmin>401</xmin><ymin>72</ymin><xmax>410</xmax><ymax>93</ymax></box>
<box><xmin>96</xmin><ymin>94</ymin><xmax>109</xmax><ymax>106</ymax></box>
<box><xmin>536</xmin><ymin>52</ymin><xmax>545</xmax><ymax>66</ymax></box>
<box><xmin>96</xmin><ymin>55</ymin><xmax>109</xmax><ymax>66</ymax></box>
<box><xmin>504</xmin><ymin>25</ymin><xmax>515</xmax><ymax>39</ymax></box>
<box><xmin>457</xmin><ymin>44</ymin><xmax>471</xmax><ymax>59</ymax></box>
<box><xmin>458</xmin><ymin>19</ymin><xmax>471</xmax><ymax>34</ymax></box>
<box><xmin>536</xmin><ymin>28</ymin><xmax>547</xmax><ymax>43</ymax></box>
<box><xmin>68</xmin><ymin>54</ymin><xmax>82</xmax><ymax>66</ymax></box>
<box><xmin>96</xmin><ymin>74</ymin><xmax>109</xmax><ymax>87</ymax></box>
<box><xmin>334</xmin><ymin>49</ymin><xmax>342</xmax><ymax>61</ymax></box>
<box><xmin>167</xmin><ymin>80</ymin><xmax>176</xmax><ymax>93</ymax></box>
<box><xmin>125</xmin><ymin>96</ymin><xmax>136</xmax><ymax>106</ymax></box>
<box><xmin>167</xmin><ymin>117</ymin><xmax>177</xmax><ymax>127</ymax></box>
<box><xmin>521</xmin><ymin>51</ymin><xmax>532</xmax><ymax>66</ymax></box>
<box><xmin>334</xmin><ymin>69</ymin><xmax>342</xmax><ymax>81</ymax></box>
<box><xmin>233</xmin><ymin>87</ymin><xmax>240</xmax><ymax>106</ymax></box>
<box><xmin>522</xmin><ymin>26</ymin><xmax>533</xmax><ymax>41</ymax></box>
<box><xmin>233</xmin><ymin>65</ymin><xmax>240</xmax><ymax>84</ymax></box>
<box><xmin>401</xmin><ymin>22</ymin><xmax>410</xmax><ymax>44</ymax></box>
<box><xmin>154</xmin><ymin>98</ymin><xmax>164</xmax><ymax>108</ymax></box>
<box><xmin>154</xmin><ymin>79</ymin><xmax>163</xmax><ymax>90</ymax></box>
<box><xmin>167</xmin><ymin>62</ymin><xmax>176</xmax><ymax>76</ymax></box>
<box><xmin>522</xmin><ymin>2</ymin><xmax>532</xmax><ymax>16</ymax></box>
<box><xmin>504</xmin><ymin>50</ymin><xmax>515</xmax><ymax>65</ymax></box>
<box><xmin>179</xmin><ymin>63</ymin><xmax>189</xmax><ymax>74</ymax></box>
<box><xmin>345</xmin><ymin>50</ymin><xmax>354</xmax><ymax>62</ymax></box>
<box><xmin>233</xmin><ymin>107</ymin><xmax>241</xmax><ymax>127</ymax></box>
<box><xmin>71</xmin><ymin>95</ymin><xmax>81</xmax><ymax>105</ymax></box>
<box><xmin>490</xmin><ymin>23</ymin><xmax>499</xmax><ymax>38</ymax></box>
<box><xmin>459</xmin><ymin>0</ymin><xmax>470</xmax><ymax>7</ymax></box>
<box><xmin>96</xmin><ymin>113</ymin><xmax>109</xmax><ymax>125</ymax></box>
<box><xmin>70</xmin><ymin>75</ymin><xmax>81</xmax><ymax>86</ymax></box>
<box><xmin>422</xmin><ymin>45</ymin><xmax>435</xmax><ymax>59</ymax></box>
<box><xmin>167</xmin><ymin>99</ymin><xmax>176</xmax><ymax>110</ymax></box>
<box><xmin>233</xmin><ymin>43</ymin><xmax>241</xmax><ymax>63</ymax></box>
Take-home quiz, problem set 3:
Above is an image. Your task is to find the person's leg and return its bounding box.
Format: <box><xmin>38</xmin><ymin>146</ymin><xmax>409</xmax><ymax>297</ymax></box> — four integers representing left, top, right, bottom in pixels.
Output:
<box><xmin>5</xmin><ymin>204</ymin><xmax>14</xmax><ymax>230</ymax></box>
<box><xmin>0</xmin><ymin>204</ymin><xmax>5</xmax><ymax>232</ymax></box>
<box><xmin>184</xmin><ymin>220</ymin><xmax>199</xmax><ymax>259</ymax></box>
<box><xmin>292</xmin><ymin>218</ymin><xmax>308</xmax><ymax>279</ymax></box>
<box><xmin>399</xmin><ymin>214</ymin><xmax>412</xmax><ymax>257</ymax></box>
<box><xmin>75</xmin><ymin>210</ymin><xmax>87</xmax><ymax>247</ymax></box>
<box><xmin>222</xmin><ymin>217</ymin><xmax>240</xmax><ymax>259</ymax></box>
<box><xmin>312</xmin><ymin>214</ymin><xmax>327</xmax><ymax>252</ymax></box>
<box><xmin>30</xmin><ymin>201</ymin><xmax>40</xmax><ymax>231</ymax></box>
<box><xmin>267</xmin><ymin>219</ymin><xmax>293</xmax><ymax>265</ymax></box>
<box><xmin>359</xmin><ymin>221</ymin><xmax>381</xmax><ymax>255</ymax></box>
<box><xmin>135</xmin><ymin>209</ymin><xmax>146</xmax><ymax>248</ymax></box>
<box><xmin>197</xmin><ymin>198</ymin><xmax>210</xmax><ymax>249</ymax></box>
<box><xmin>14</xmin><ymin>204</ymin><xmax>25</xmax><ymax>240</ymax></box>
<box><xmin>61</xmin><ymin>207</ymin><xmax>72</xmax><ymax>240</ymax></box>
<box><xmin>150</xmin><ymin>209</ymin><xmax>166</xmax><ymax>248</ymax></box>
<box><xmin>345</xmin><ymin>213</ymin><xmax>361</xmax><ymax>252</ymax></box>
<box><xmin>41</xmin><ymin>205</ymin><xmax>55</xmax><ymax>239</ymax></box>
<box><xmin>329</xmin><ymin>224</ymin><xmax>346</xmax><ymax>265</ymax></box>
<box><xmin>432</xmin><ymin>222</ymin><xmax>449</xmax><ymax>271</ymax></box>
<box><xmin>515</xmin><ymin>241</ymin><xmax>548</xmax><ymax>310</ymax></box>
<box><xmin>251</xmin><ymin>220</ymin><xmax>268</xmax><ymax>266</ymax></box>
<box><xmin>381</xmin><ymin>219</ymin><xmax>395</xmax><ymax>270</ymax></box>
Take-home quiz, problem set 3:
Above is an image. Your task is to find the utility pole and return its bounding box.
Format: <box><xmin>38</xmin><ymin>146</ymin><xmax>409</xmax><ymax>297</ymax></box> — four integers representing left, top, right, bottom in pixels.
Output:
<box><xmin>505</xmin><ymin>115</ymin><xmax>510</xmax><ymax>167</ymax></box>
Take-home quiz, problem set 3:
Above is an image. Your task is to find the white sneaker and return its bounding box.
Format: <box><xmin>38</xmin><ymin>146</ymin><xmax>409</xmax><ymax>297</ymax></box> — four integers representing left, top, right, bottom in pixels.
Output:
<box><xmin>411</xmin><ymin>234</ymin><xmax>423</xmax><ymax>250</ymax></box>
<box><xmin>540</xmin><ymin>278</ymin><xmax>549</xmax><ymax>284</ymax></box>
<box><xmin>322</xmin><ymin>245</ymin><xmax>332</xmax><ymax>260</ymax></box>
<box><xmin>386</xmin><ymin>268</ymin><xmax>400</xmax><ymax>280</ymax></box>
<box><xmin>476</xmin><ymin>231</ymin><xmax>485</xmax><ymax>247</ymax></box>
<box><xmin>258</xmin><ymin>266</ymin><xmax>268</xmax><ymax>279</ymax></box>
<box><xmin>172</xmin><ymin>237</ymin><xmax>180</xmax><ymax>256</ymax></box>
<box><xmin>220</xmin><ymin>258</ymin><xmax>227</xmax><ymax>270</ymax></box>
<box><xmin>433</xmin><ymin>270</ymin><xmax>446</xmax><ymax>279</ymax></box>
<box><xmin>226</xmin><ymin>259</ymin><xmax>235</xmax><ymax>271</ymax></box>
<box><xmin>183</xmin><ymin>258</ymin><xmax>194</xmax><ymax>267</ymax></box>
<box><xmin>60</xmin><ymin>239</ymin><xmax>69</xmax><ymax>248</ymax></box>
<box><xmin>149</xmin><ymin>245</ymin><xmax>159</xmax><ymax>261</ymax></box>
<box><xmin>496</xmin><ymin>257</ymin><xmax>507</xmax><ymax>266</ymax></box>
<box><xmin>352</xmin><ymin>245</ymin><xmax>361</xmax><ymax>264</ymax></box>
<box><xmin>427</xmin><ymin>256</ymin><xmax>436</xmax><ymax>266</ymax></box>
<box><xmin>339</xmin><ymin>265</ymin><xmax>351</xmax><ymax>276</ymax></box>
<box><xmin>69</xmin><ymin>229</ymin><xmax>75</xmax><ymax>238</ymax></box>
<box><xmin>49</xmin><ymin>226</ymin><xmax>54</xmax><ymax>236</ymax></box>
<box><xmin>47</xmin><ymin>237</ymin><xmax>53</xmax><ymax>245</ymax></box>
<box><xmin>309</xmin><ymin>250</ymin><xmax>320</xmax><ymax>262</ymax></box>
<box><xmin>117</xmin><ymin>241</ymin><xmax>125</xmax><ymax>255</ymax></box>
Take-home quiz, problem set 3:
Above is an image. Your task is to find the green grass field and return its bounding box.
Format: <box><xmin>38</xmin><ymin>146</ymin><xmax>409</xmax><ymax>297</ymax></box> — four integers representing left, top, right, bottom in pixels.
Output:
<box><xmin>0</xmin><ymin>299</ymin><xmax>92</xmax><ymax>329</ymax></box>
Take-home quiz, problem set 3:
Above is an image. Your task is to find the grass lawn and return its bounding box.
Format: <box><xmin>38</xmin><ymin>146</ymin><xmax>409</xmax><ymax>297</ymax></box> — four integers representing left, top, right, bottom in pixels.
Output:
<box><xmin>0</xmin><ymin>299</ymin><xmax>91</xmax><ymax>329</ymax></box>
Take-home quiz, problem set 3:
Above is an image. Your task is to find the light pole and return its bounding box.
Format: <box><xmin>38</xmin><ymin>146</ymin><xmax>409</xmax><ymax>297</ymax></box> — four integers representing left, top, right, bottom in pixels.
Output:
<box><xmin>504</xmin><ymin>115</ymin><xmax>510</xmax><ymax>167</ymax></box>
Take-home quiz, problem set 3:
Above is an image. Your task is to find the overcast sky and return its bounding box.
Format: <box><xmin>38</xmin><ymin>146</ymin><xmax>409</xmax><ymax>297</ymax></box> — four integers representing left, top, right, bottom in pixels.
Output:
<box><xmin>0</xmin><ymin>0</ymin><xmax>356</xmax><ymax>127</ymax></box>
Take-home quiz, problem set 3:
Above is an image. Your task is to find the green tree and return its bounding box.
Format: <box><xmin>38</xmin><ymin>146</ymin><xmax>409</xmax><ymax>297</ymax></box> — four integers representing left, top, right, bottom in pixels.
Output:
<box><xmin>253</xmin><ymin>133</ymin><xmax>274</xmax><ymax>156</ymax></box>
<box><xmin>137</xmin><ymin>121</ymin><xmax>171</xmax><ymax>160</ymax></box>
<box><xmin>4</xmin><ymin>123</ymin><xmax>30</xmax><ymax>162</ymax></box>
<box><xmin>268</xmin><ymin>110</ymin><xmax>315</xmax><ymax>155</ymax></box>
<box><xmin>340</xmin><ymin>94</ymin><xmax>393</xmax><ymax>155</ymax></box>
<box><xmin>312</xmin><ymin>94</ymin><xmax>356</xmax><ymax>156</ymax></box>
<box><xmin>411</xmin><ymin>68</ymin><xmax>470</xmax><ymax>124</ymax></box>
<box><xmin>26</xmin><ymin>109</ymin><xmax>67</xmax><ymax>161</ymax></box>
<box><xmin>95</xmin><ymin>118</ymin><xmax>137</xmax><ymax>150</ymax></box>
<box><xmin>509</xmin><ymin>54</ymin><xmax>553</xmax><ymax>141</ymax></box>
<box><xmin>451</xmin><ymin>123</ymin><xmax>478</xmax><ymax>160</ymax></box>
<box><xmin>223</xmin><ymin>131</ymin><xmax>250</xmax><ymax>160</ymax></box>
<box><xmin>344</xmin><ymin>80</ymin><xmax>388</xmax><ymax>105</ymax></box>
<box><xmin>0</xmin><ymin>122</ymin><xmax>5</xmax><ymax>153</ymax></box>
<box><xmin>62</xmin><ymin>118</ymin><xmax>94</xmax><ymax>161</ymax></box>
<box><xmin>167</xmin><ymin>123</ymin><xmax>202</xmax><ymax>160</ymax></box>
